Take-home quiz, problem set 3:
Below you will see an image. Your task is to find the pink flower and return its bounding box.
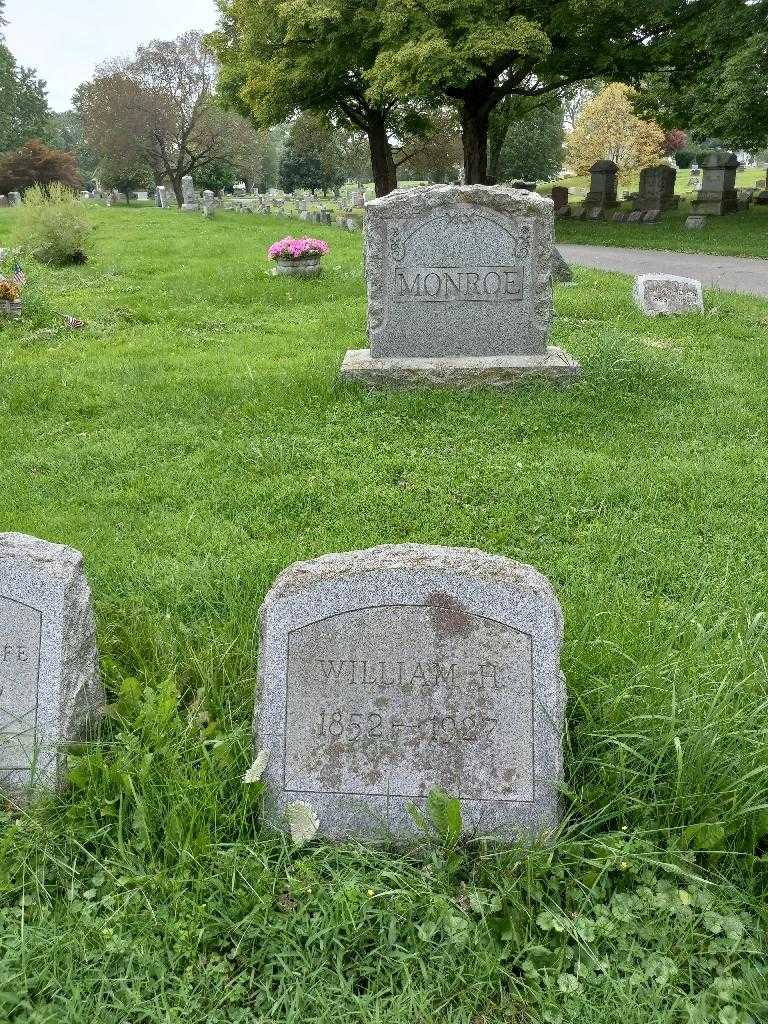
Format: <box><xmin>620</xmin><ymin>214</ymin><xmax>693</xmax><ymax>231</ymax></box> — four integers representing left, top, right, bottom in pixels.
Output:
<box><xmin>267</xmin><ymin>236</ymin><xmax>330</xmax><ymax>260</ymax></box>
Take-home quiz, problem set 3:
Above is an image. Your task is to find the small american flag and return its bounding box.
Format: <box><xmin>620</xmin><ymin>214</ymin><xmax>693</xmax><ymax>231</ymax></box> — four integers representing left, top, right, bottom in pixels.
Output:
<box><xmin>12</xmin><ymin>262</ymin><xmax>26</xmax><ymax>286</ymax></box>
<box><xmin>62</xmin><ymin>314</ymin><xmax>86</xmax><ymax>329</ymax></box>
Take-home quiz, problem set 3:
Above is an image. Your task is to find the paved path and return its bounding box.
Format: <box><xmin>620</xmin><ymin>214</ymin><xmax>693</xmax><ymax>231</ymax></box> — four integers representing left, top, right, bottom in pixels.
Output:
<box><xmin>558</xmin><ymin>244</ymin><xmax>768</xmax><ymax>298</ymax></box>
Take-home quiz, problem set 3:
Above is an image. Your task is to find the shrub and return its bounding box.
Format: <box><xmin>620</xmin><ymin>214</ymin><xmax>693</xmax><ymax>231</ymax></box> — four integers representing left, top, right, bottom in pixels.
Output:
<box><xmin>0</xmin><ymin>139</ymin><xmax>81</xmax><ymax>194</ymax></box>
<box><xmin>17</xmin><ymin>183</ymin><xmax>92</xmax><ymax>265</ymax></box>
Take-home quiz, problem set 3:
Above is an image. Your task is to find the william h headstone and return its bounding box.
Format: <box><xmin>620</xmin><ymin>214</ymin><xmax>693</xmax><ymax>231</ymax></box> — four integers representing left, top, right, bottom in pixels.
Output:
<box><xmin>0</xmin><ymin>534</ymin><xmax>104</xmax><ymax>795</ymax></box>
<box><xmin>255</xmin><ymin>543</ymin><xmax>566</xmax><ymax>841</ymax></box>
<box><xmin>341</xmin><ymin>185</ymin><xmax>581</xmax><ymax>387</ymax></box>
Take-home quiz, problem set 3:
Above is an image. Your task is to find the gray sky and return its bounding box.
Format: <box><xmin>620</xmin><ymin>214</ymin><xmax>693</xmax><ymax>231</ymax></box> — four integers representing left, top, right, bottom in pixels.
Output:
<box><xmin>5</xmin><ymin>0</ymin><xmax>220</xmax><ymax>110</ymax></box>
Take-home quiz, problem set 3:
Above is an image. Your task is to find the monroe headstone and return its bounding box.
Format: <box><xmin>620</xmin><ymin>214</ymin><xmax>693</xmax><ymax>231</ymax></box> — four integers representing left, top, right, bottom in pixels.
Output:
<box><xmin>0</xmin><ymin>534</ymin><xmax>104</xmax><ymax>795</ymax></box>
<box><xmin>341</xmin><ymin>184</ymin><xmax>581</xmax><ymax>387</ymax></box>
<box><xmin>255</xmin><ymin>543</ymin><xmax>566</xmax><ymax>842</ymax></box>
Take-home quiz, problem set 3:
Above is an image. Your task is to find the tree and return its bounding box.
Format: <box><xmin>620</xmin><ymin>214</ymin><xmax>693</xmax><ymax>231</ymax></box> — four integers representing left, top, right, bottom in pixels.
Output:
<box><xmin>397</xmin><ymin>108</ymin><xmax>462</xmax><ymax>183</ymax></box>
<box><xmin>0</xmin><ymin>139</ymin><xmax>81</xmax><ymax>193</ymax></box>
<box><xmin>663</xmin><ymin>129</ymin><xmax>687</xmax><ymax>157</ymax></box>
<box><xmin>369</xmin><ymin>0</ymin><xmax>730</xmax><ymax>184</ymax></box>
<box><xmin>0</xmin><ymin>42</ymin><xmax>50</xmax><ymax>152</ymax></box>
<box><xmin>80</xmin><ymin>32</ymin><xmax>239</xmax><ymax>206</ymax></box>
<box><xmin>97</xmin><ymin>154</ymin><xmax>151</xmax><ymax>202</ymax></box>
<box><xmin>488</xmin><ymin>96</ymin><xmax>563</xmax><ymax>184</ymax></box>
<box><xmin>639</xmin><ymin>1</ymin><xmax>768</xmax><ymax>151</ymax></box>
<box><xmin>279</xmin><ymin>113</ymin><xmax>346</xmax><ymax>191</ymax></box>
<box><xmin>565</xmin><ymin>84</ymin><xmax>664</xmax><ymax>178</ymax></box>
<box><xmin>208</xmin><ymin>0</ymin><xmax>430</xmax><ymax>196</ymax></box>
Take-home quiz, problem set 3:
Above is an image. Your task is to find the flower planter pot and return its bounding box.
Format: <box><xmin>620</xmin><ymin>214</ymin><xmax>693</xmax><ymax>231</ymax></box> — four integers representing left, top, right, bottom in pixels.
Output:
<box><xmin>274</xmin><ymin>255</ymin><xmax>322</xmax><ymax>278</ymax></box>
<box><xmin>1</xmin><ymin>299</ymin><xmax>21</xmax><ymax>319</ymax></box>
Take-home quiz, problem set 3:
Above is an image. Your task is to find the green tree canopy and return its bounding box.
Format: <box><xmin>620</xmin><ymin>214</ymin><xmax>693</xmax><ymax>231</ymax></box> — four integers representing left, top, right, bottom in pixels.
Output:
<box><xmin>208</xmin><ymin>0</ymin><xmax>430</xmax><ymax>196</ymax></box>
<box><xmin>368</xmin><ymin>0</ymin><xmax>735</xmax><ymax>183</ymax></box>
<box><xmin>488</xmin><ymin>96</ymin><xmax>563</xmax><ymax>184</ymax></box>
<box><xmin>0</xmin><ymin>42</ymin><xmax>50</xmax><ymax>152</ymax></box>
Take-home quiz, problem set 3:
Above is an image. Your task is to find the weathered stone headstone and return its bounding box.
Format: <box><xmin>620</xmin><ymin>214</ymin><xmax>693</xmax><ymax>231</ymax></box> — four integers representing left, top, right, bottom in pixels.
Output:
<box><xmin>642</xmin><ymin>209</ymin><xmax>661</xmax><ymax>224</ymax></box>
<box><xmin>685</xmin><ymin>215</ymin><xmax>707</xmax><ymax>229</ymax></box>
<box><xmin>690</xmin><ymin>151</ymin><xmax>738</xmax><ymax>215</ymax></box>
<box><xmin>627</xmin><ymin>210</ymin><xmax>645</xmax><ymax>223</ymax></box>
<box><xmin>0</xmin><ymin>196</ymin><xmax>8</xmax><ymax>208</ymax></box>
<box><xmin>202</xmin><ymin>190</ymin><xmax>216</xmax><ymax>218</ymax></box>
<box><xmin>586</xmin><ymin>207</ymin><xmax>604</xmax><ymax>220</ymax></box>
<box><xmin>345</xmin><ymin>218</ymin><xmax>359</xmax><ymax>231</ymax></box>
<box><xmin>583</xmin><ymin>160</ymin><xmax>619</xmax><ymax>212</ymax></box>
<box><xmin>180</xmin><ymin>175</ymin><xmax>197</xmax><ymax>212</ymax></box>
<box><xmin>255</xmin><ymin>544</ymin><xmax>566</xmax><ymax>842</ymax></box>
<box><xmin>633</xmin><ymin>274</ymin><xmax>704</xmax><ymax>316</ymax></box>
<box><xmin>0</xmin><ymin>534</ymin><xmax>104</xmax><ymax>795</ymax></box>
<box><xmin>155</xmin><ymin>186</ymin><xmax>167</xmax><ymax>208</ymax></box>
<box><xmin>755</xmin><ymin>170</ymin><xmax>768</xmax><ymax>205</ymax></box>
<box><xmin>636</xmin><ymin>165</ymin><xmax>678</xmax><ymax>211</ymax></box>
<box><xmin>8</xmin><ymin>192</ymin><xmax>21</xmax><ymax>207</ymax></box>
<box><xmin>341</xmin><ymin>185</ymin><xmax>581</xmax><ymax>387</ymax></box>
<box><xmin>551</xmin><ymin>247</ymin><xmax>573</xmax><ymax>283</ymax></box>
<box><xmin>611</xmin><ymin>211</ymin><xmax>629</xmax><ymax>222</ymax></box>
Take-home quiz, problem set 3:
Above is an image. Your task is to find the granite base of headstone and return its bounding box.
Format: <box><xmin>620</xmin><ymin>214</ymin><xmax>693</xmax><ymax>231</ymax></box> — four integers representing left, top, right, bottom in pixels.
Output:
<box><xmin>255</xmin><ymin>543</ymin><xmax>566</xmax><ymax>842</ymax></box>
<box><xmin>0</xmin><ymin>533</ymin><xmax>104</xmax><ymax>797</ymax></box>
<box><xmin>633</xmin><ymin>274</ymin><xmax>704</xmax><ymax>316</ymax></box>
<box><xmin>341</xmin><ymin>185</ymin><xmax>581</xmax><ymax>389</ymax></box>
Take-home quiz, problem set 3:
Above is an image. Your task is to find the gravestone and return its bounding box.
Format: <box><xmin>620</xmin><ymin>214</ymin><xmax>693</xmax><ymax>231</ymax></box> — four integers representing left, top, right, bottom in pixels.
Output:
<box><xmin>627</xmin><ymin>210</ymin><xmax>645</xmax><ymax>223</ymax></box>
<box><xmin>642</xmin><ymin>209</ymin><xmax>661</xmax><ymax>224</ymax></box>
<box><xmin>0</xmin><ymin>533</ymin><xmax>104</xmax><ymax>795</ymax></box>
<box><xmin>202</xmin><ymin>190</ymin><xmax>216</xmax><ymax>218</ymax></box>
<box><xmin>586</xmin><ymin>207</ymin><xmax>604</xmax><ymax>220</ymax></box>
<box><xmin>255</xmin><ymin>543</ymin><xmax>566</xmax><ymax>842</ymax></box>
<box><xmin>690</xmin><ymin>151</ymin><xmax>738</xmax><ymax>215</ymax></box>
<box><xmin>612</xmin><ymin>211</ymin><xmax>629</xmax><ymax>223</ymax></box>
<box><xmin>8</xmin><ymin>192</ymin><xmax>21</xmax><ymax>206</ymax></box>
<box><xmin>636</xmin><ymin>165</ymin><xmax>678</xmax><ymax>211</ymax></box>
<box><xmin>633</xmin><ymin>274</ymin><xmax>704</xmax><ymax>316</ymax></box>
<box><xmin>0</xmin><ymin>196</ymin><xmax>7</xmax><ymax>208</ymax></box>
<box><xmin>551</xmin><ymin>247</ymin><xmax>573</xmax><ymax>283</ymax></box>
<box><xmin>685</xmin><ymin>215</ymin><xmax>707</xmax><ymax>229</ymax></box>
<box><xmin>583</xmin><ymin>160</ymin><xmax>619</xmax><ymax>212</ymax></box>
<box><xmin>756</xmin><ymin>170</ymin><xmax>768</xmax><ymax>205</ymax></box>
<box><xmin>180</xmin><ymin>175</ymin><xmax>197</xmax><ymax>212</ymax></box>
<box><xmin>345</xmin><ymin>218</ymin><xmax>359</xmax><ymax>231</ymax></box>
<box><xmin>155</xmin><ymin>186</ymin><xmax>168</xmax><ymax>208</ymax></box>
<box><xmin>341</xmin><ymin>185</ymin><xmax>581</xmax><ymax>387</ymax></box>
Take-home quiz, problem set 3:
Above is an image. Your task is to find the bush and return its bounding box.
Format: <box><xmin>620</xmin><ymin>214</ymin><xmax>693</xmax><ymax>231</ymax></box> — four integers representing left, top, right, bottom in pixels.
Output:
<box><xmin>0</xmin><ymin>139</ymin><xmax>81</xmax><ymax>193</ymax></box>
<box><xmin>17</xmin><ymin>183</ymin><xmax>92</xmax><ymax>265</ymax></box>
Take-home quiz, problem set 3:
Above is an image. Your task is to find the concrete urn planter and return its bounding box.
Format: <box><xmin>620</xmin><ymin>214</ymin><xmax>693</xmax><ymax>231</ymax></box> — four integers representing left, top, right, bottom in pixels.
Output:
<box><xmin>274</xmin><ymin>255</ymin><xmax>322</xmax><ymax>278</ymax></box>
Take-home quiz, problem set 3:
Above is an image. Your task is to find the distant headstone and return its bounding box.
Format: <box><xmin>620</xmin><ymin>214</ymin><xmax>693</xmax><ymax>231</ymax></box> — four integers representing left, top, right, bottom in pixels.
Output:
<box><xmin>341</xmin><ymin>185</ymin><xmax>581</xmax><ymax>388</ymax></box>
<box><xmin>345</xmin><ymin>218</ymin><xmax>358</xmax><ymax>231</ymax></box>
<box><xmin>611</xmin><ymin>211</ymin><xmax>629</xmax><ymax>222</ymax></box>
<box><xmin>353</xmin><ymin>192</ymin><xmax>366</xmax><ymax>208</ymax></box>
<box><xmin>690</xmin><ymin>151</ymin><xmax>738</xmax><ymax>215</ymax></box>
<box><xmin>201</xmin><ymin>190</ymin><xmax>216</xmax><ymax>218</ymax></box>
<box><xmin>255</xmin><ymin>543</ymin><xmax>566</xmax><ymax>842</ymax></box>
<box><xmin>551</xmin><ymin>247</ymin><xmax>573</xmax><ymax>283</ymax></box>
<box><xmin>685</xmin><ymin>215</ymin><xmax>707</xmax><ymax>229</ymax></box>
<box><xmin>627</xmin><ymin>211</ymin><xmax>645</xmax><ymax>223</ymax></box>
<box><xmin>636</xmin><ymin>165</ymin><xmax>678</xmax><ymax>211</ymax></box>
<box><xmin>583</xmin><ymin>160</ymin><xmax>619</xmax><ymax>212</ymax></box>
<box><xmin>0</xmin><ymin>533</ymin><xmax>104</xmax><ymax>796</ymax></box>
<box><xmin>586</xmin><ymin>206</ymin><xmax>603</xmax><ymax>220</ymax></box>
<box><xmin>180</xmin><ymin>175</ymin><xmax>197</xmax><ymax>212</ymax></box>
<box><xmin>8</xmin><ymin>192</ymin><xmax>21</xmax><ymax>207</ymax></box>
<box><xmin>156</xmin><ymin>186</ymin><xmax>169</xmax><ymax>209</ymax></box>
<box><xmin>550</xmin><ymin>187</ymin><xmax>569</xmax><ymax>210</ymax></box>
<box><xmin>642</xmin><ymin>209</ymin><xmax>661</xmax><ymax>224</ymax></box>
<box><xmin>633</xmin><ymin>274</ymin><xmax>704</xmax><ymax>317</ymax></box>
<box><xmin>0</xmin><ymin>196</ymin><xmax>8</xmax><ymax>208</ymax></box>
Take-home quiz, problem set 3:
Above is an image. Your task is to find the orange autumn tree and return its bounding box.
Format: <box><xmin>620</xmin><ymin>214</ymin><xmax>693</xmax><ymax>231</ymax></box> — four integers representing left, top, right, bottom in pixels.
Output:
<box><xmin>565</xmin><ymin>84</ymin><xmax>665</xmax><ymax>180</ymax></box>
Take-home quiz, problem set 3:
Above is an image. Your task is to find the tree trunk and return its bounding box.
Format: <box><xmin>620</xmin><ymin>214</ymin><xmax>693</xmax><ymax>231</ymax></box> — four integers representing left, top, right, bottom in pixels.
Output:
<box><xmin>461</xmin><ymin>100</ymin><xmax>490</xmax><ymax>185</ymax></box>
<box><xmin>171</xmin><ymin>177</ymin><xmax>183</xmax><ymax>206</ymax></box>
<box><xmin>366</xmin><ymin>115</ymin><xmax>398</xmax><ymax>197</ymax></box>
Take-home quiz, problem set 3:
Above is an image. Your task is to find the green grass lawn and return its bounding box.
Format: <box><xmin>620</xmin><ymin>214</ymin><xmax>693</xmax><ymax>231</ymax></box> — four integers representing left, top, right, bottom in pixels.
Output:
<box><xmin>554</xmin><ymin>202</ymin><xmax>768</xmax><ymax>259</ymax></box>
<box><xmin>0</xmin><ymin>206</ymin><xmax>767</xmax><ymax>1023</ymax></box>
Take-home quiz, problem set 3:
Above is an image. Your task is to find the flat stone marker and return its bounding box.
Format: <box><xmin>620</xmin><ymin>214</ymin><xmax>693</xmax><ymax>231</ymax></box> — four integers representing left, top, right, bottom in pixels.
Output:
<box><xmin>685</xmin><ymin>215</ymin><xmax>707</xmax><ymax>229</ymax></box>
<box><xmin>0</xmin><ymin>534</ymin><xmax>104</xmax><ymax>795</ymax></box>
<box><xmin>633</xmin><ymin>274</ymin><xmax>704</xmax><ymax>316</ymax></box>
<box><xmin>342</xmin><ymin>185</ymin><xmax>581</xmax><ymax>388</ymax></box>
<box><xmin>255</xmin><ymin>543</ymin><xmax>565</xmax><ymax>842</ymax></box>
